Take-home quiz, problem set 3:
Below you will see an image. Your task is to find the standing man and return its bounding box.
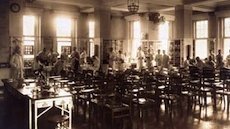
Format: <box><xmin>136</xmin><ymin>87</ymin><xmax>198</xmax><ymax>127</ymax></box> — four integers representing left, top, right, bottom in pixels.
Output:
<box><xmin>155</xmin><ymin>49</ymin><xmax>162</xmax><ymax>67</ymax></box>
<box><xmin>48</xmin><ymin>48</ymin><xmax>59</xmax><ymax>65</ymax></box>
<box><xmin>10</xmin><ymin>45</ymin><xmax>24</xmax><ymax>79</ymax></box>
<box><xmin>137</xmin><ymin>47</ymin><xmax>145</xmax><ymax>71</ymax></box>
<box><xmin>60</xmin><ymin>48</ymin><xmax>68</xmax><ymax>62</ymax></box>
<box><xmin>71</xmin><ymin>52</ymin><xmax>80</xmax><ymax>75</ymax></box>
<box><xmin>60</xmin><ymin>48</ymin><xmax>69</xmax><ymax>70</ymax></box>
<box><xmin>80</xmin><ymin>48</ymin><xmax>87</xmax><ymax>65</ymax></box>
<box><xmin>216</xmin><ymin>49</ymin><xmax>224</xmax><ymax>69</ymax></box>
<box><xmin>36</xmin><ymin>48</ymin><xmax>49</xmax><ymax>69</ymax></box>
<box><xmin>92</xmin><ymin>55</ymin><xmax>100</xmax><ymax>73</ymax></box>
<box><xmin>71</xmin><ymin>47</ymin><xmax>80</xmax><ymax>60</ymax></box>
<box><xmin>162</xmin><ymin>50</ymin><xmax>170</xmax><ymax>68</ymax></box>
<box><xmin>145</xmin><ymin>49</ymin><xmax>153</xmax><ymax>70</ymax></box>
<box><xmin>108</xmin><ymin>47</ymin><xmax>116</xmax><ymax>70</ymax></box>
<box><xmin>116</xmin><ymin>50</ymin><xmax>125</xmax><ymax>71</ymax></box>
<box><xmin>209</xmin><ymin>50</ymin><xmax>215</xmax><ymax>62</ymax></box>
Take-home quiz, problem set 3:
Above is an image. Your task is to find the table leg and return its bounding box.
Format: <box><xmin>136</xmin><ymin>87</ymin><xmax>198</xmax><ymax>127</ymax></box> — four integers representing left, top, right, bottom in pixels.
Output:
<box><xmin>61</xmin><ymin>103</ymin><xmax>64</xmax><ymax>115</ymax></box>
<box><xmin>34</xmin><ymin>102</ymin><xmax>38</xmax><ymax>129</ymax></box>
<box><xmin>213</xmin><ymin>86</ymin><xmax>217</xmax><ymax>111</ymax></box>
<box><xmin>69</xmin><ymin>103</ymin><xmax>72</xmax><ymax>129</ymax></box>
<box><xmin>29</xmin><ymin>99</ymin><xmax>32</xmax><ymax>129</ymax></box>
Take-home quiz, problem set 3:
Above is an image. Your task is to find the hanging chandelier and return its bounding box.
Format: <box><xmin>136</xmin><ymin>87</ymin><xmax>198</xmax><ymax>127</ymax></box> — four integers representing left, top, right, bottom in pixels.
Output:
<box><xmin>127</xmin><ymin>0</ymin><xmax>139</xmax><ymax>13</ymax></box>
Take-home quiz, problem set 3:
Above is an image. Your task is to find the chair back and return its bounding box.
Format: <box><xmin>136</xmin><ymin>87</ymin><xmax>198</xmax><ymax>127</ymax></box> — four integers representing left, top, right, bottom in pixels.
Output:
<box><xmin>202</xmin><ymin>67</ymin><xmax>215</xmax><ymax>82</ymax></box>
<box><xmin>220</xmin><ymin>67</ymin><xmax>230</xmax><ymax>81</ymax></box>
<box><xmin>189</xmin><ymin>66</ymin><xmax>201</xmax><ymax>80</ymax></box>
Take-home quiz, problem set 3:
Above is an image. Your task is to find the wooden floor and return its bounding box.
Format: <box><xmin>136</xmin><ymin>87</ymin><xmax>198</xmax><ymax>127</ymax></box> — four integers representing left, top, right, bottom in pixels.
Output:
<box><xmin>1</xmin><ymin>84</ymin><xmax>230</xmax><ymax>129</ymax></box>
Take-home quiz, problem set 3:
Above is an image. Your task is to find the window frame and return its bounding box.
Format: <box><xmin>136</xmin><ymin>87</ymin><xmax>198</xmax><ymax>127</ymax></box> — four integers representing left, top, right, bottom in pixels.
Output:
<box><xmin>88</xmin><ymin>21</ymin><xmax>95</xmax><ymax>57</ymax></box>
<box><xmin>194</xmin><ymin>20</ymin><xmax>208</xmax><ymax>39</ymax></box>
<box><xmin>22</xmin><ymin>15</ymin><xmax>37</xmax><ymax>59</ymax></box>
<box><xmin>194</xmin><ymin>20</ymin><xmax>209</xmax><ymax>59</ymax></box>
<box><xmin>223</xmin><ymin>17</ymin><xmax>230</xmax><ymax>59</ymax></box>
<box><xmin>55</xmin><ymin>17</ymin><xmax>74</xmax><ymax>56</ymax></box>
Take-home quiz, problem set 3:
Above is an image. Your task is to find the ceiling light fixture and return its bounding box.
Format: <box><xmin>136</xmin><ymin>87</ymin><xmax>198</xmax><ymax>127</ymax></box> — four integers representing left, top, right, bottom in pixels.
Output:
<box><xmin>127</xmin><ymin>0</ymin><xmax>139</xmax><ymax>13</ymax></box>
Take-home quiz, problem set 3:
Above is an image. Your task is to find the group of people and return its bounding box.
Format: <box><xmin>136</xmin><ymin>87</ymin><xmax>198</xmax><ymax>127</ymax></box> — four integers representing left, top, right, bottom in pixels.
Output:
<box><xmin>106</xmin><ymin>47</ymin><xmax>171</xmax><ymax>72</ymax></box>
<box><xmin>183</xmin><ymin>49</ymin><xmax>228</xmax><ymax>70</ymax></box>
<box><xmin>136</xmin><ymin>47</ymin><xmax>170</xmax><ymax>71</ymax></box>
<box><xmin>11</xmin><ymin>43</ymin><xmax>230</xmax><ymax>80</ymax></box>
<box><xmin>107</xmin><ymin>48</ymin><xmax>127</xmax><ymax>71</ymax></box>
<box><xmin>9</xmin><ymin>45</ymin><xmax>100</xmax><ymax>80</ymax></box>
<box><xmin>36</xmin><ymin>47</ymin><xmax>100</xmax><ymax>76</ymax></box>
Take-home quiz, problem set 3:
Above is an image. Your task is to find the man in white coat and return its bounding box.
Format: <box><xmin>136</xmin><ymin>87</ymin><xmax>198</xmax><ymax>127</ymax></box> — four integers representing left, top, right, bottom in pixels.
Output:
<box><xmin>137</xmin><ymin>47</ymin><xmax>144</xmax><ymax>71</ymax></box>
<box><xmin>10</xmin><ymin>45</ymin><xmax>24</xmax><ymax>79</ymax></box>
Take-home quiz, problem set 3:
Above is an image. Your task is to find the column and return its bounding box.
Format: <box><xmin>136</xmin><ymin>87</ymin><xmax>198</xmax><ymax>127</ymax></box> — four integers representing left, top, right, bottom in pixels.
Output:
<box><xmin>94</xmin><ymin>7</ymin><xmax>111</xmax><ymax>58</ymax></box>
<box><xmin>175</xmin><ymin>5</ymin><xmax>193</xmax><ymax>60</ymax></box>
<box><xmin>0</xmin><ymin>0</ymin><xmax>10</xmax><ymax>79</ymax></box>
<box><xmin>94</xmin><ymin>7</ymin><xmax>111</xmax><ymax>73</ymax></box>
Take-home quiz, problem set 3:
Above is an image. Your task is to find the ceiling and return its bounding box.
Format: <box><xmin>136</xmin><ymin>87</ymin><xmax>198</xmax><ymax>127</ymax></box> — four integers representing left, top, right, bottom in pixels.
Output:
<box><xmin>36</xmin><ymin>0</ymin><xmax>230</xmax><ymax>14</ymax></box>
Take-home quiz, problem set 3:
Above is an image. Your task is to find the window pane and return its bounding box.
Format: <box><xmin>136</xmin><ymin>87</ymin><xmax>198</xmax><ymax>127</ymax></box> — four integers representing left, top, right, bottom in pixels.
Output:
<box><xmin>23</xmin><ymin>15</ymin><xmax>35</xmax><ymax>59</ymax></box>
<box><xmin>61</xmin><ymin>46</ymin><xmax>71</xmax><ymax>55</ymax></box>
<box><xmin>224</xmin><ymin>38</ymin><xmax>230</xmax><ymax>59</ymax></box>
<box><xmin>24</xmin><ymin>55</ymin><xmax>34</xmax><ymax>59</ymax></box>
<box><xmin>56</xmin><ymin>17</ymin><xmax>72</xmax><ymax>37</ymax></box>
<box><xmin>23</xmin><ymin>40</ymin><xmax>34</xmax><ymax>46</ymax></box>
<box><xmin>133</xmin><ymin>21</ymin><xmax>141</xmax><ymax>39</ymax></box>
<box><xmin>57</xmin><ymin>41</ymin><xmax>71</xmax><ymax>56</ymax></box>
<box><xmin>159</xmin><ymin>21</ymin><xmax>169</xmax><ymax>52</ymax></box>
<box><xmin>224</xmin><ymin>18</ymin><xmax>230</xmax><ymax>37</ymax></box>
<box><xmin>195</xmin><ymin>39</ymin><xmax>208</xmax><ymax>59</ymax></box>
<box><xmin>23</xmin><ymin>37</ymin><xmax>35</xmax><ymax>41</ymax></box>
<box><xmin>89</xmin><ymin>21</ymin><xmax>95</xmax><ymax>38</ymax></box>
<box><xmin>23</xmin><ymin>15</ymin><xmax>35</xmax><ymax>36</ymax></box>
<box><xmin>196</xmin><ymin>20</ymin><xmax>208</xmax><ymax>38</ymax></box>
<box><xmin>23</xmin><ymin>45</ymin><xmax>34</xmax><ymax>59</ymax></box>
<box><xmin>57</xmin><ymin>38</ymin><xmax>71</xmax><ymax>42</ymax></box>
<box><xmin>89</xmin><ymin>39</ymin><xmax>94</xmax><ymax>57</ymax></box>
<box><xmin>159</xmin><ymin>21</ymin><xmax>169</xmax><ymax>40</ymax></box>
<box><xmin>23</xmin><ymin>45</ymin><xmax>34</xmax><ymax>55</ymax></box>
<box><xmin>132</xmin><ymin>21</ymin><xmax>141</xmax><ymax>59</ymax></box>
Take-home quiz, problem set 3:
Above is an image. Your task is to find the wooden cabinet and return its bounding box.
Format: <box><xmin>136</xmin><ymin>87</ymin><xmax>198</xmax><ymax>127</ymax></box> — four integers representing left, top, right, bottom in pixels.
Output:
<box><xmin>102</xmin><ymin>39</ymin><xmax>124</xmax><ymax>64</ymax></box>
<box><xmin>169</xmin><ymin>40</ymin><xmax>183</xmax><ymax>67</ymax></box>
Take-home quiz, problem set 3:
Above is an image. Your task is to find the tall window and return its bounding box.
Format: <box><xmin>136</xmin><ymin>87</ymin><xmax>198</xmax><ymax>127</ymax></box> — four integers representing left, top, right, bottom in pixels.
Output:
<box><xmin>159</xmin><ymin>21</ymin><xmax>169</xmax><ymax>52</ymax></box>
<box><xmin>195</xmin><ymin>20</ymin><xmax>208</xmax><ymax>59</ymax></box>
<box><xmin>223</xmin><ymin>18</ymin><xmax>230</xmax><ymax>59</ymax></box>
<box><xmin>23</xmin><ymin>15</ymin><xmax>36</xmax><ymax>59</ymax></box>
<box><xmin>56</xmin><ymin>17</ymin><xmax>72</xmax><ymax>55</ymax></box>
<box><xmin>89</xmin><ymin>21</ymin><xmax>95</xmax><ymax>57</ymax></box>
<box><xmin>131</xmin><ymin>21</ymin><xmax>141</xmax><ymax>59</ymax></box>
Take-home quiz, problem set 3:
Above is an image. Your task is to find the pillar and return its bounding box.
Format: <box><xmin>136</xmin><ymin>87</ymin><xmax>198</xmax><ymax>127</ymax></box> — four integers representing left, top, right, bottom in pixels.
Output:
<box><xmin>94</xmin><ymin>7</ymin><xmax>111</xmax><ymax>59</ymax></box>
<box><xmin>208</xmin><ymin>12</ymin><xmax>217</xmax><ymax>52</ymax></box>
<box><xmin>0</xmin><ymin>0</ymin><xmax>10</xmax><ymax>79</ymax></box>
<box><xmin>175</xmin><ymin>5</ymin><xmax>193</xmax><ymax>60</ymax></box>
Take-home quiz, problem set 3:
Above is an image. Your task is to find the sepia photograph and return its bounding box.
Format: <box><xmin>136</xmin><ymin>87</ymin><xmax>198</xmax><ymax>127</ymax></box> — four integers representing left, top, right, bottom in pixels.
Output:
<box><xmin>1</xmin><ymin>0</ymin><xmax>230</xmax><ymax>129</ymax></box>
